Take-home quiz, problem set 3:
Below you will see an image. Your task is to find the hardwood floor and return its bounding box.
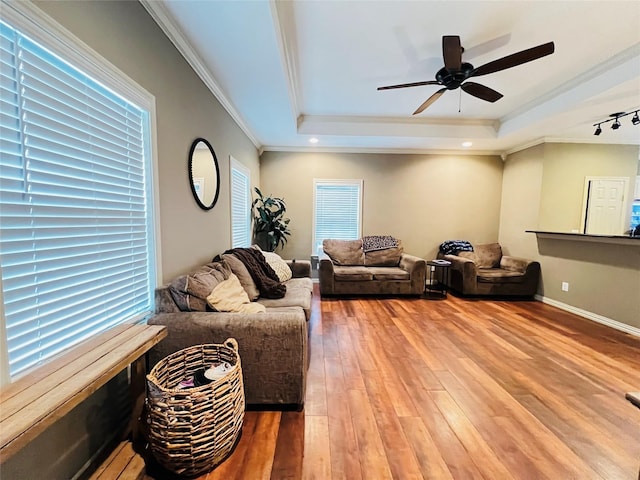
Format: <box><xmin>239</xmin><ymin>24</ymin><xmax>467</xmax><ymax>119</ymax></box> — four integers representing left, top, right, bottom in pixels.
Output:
<box><xmin>147</xmin><ymin>286</ymin><xmax>640</xmax><ymax>479</ymax></box>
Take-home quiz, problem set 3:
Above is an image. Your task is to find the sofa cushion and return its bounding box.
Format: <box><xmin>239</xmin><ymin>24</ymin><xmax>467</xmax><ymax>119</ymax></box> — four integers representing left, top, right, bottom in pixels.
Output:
<box><xmin>477</xmin><ymin>268</ymin><xmax>526</xmax><ymax>283</ymax></box>
<box><xmin>284</xmin><ymin>277</ymin><xmax>313</xmax><ymax>292</ymax></box>
<box><xmin>333</xmin><ymin>265</ymin><xmax>373</xmax><ymax>281</ymax></box>
<box><xmin>474</xmin><ymin>243</ymin><xmax>502</xmax><ymax>268</ymax></box>
<box><xmin>222</xmin><ymin>253</ymin><xmax>260</xmax><ymax>300</ymax></box>
<box><xmin>261</xmin><ymin>251</ymin><xmax>293</xmax><ymax>282</ymax></box>
<box><xmin>257</xmin><ymin>285</ymin><xmax>311</xmax><ymax>312</ymax></box>
<box><xmin>364</xmin><ymin>240</ymin><xmax>404</xmax><ymax>266</ymax></box>
<box><xmin>206</xmin><ymin>273</ymin><xmax>266</xmax><ymax>313</ymax></box>
<box><xmin>323</xmin><ymin>239</ymin><xmax>364</xmax><ymax>265</ymax></box>
<box><xmin>168</xmin><ymin>261</ymin><xmax>231</xmax><ymax>311</ymax></box>
<box><xmin>368</xmin><ymin>266</ymin><xmax>410</xmax><ymax>281</ymax></box>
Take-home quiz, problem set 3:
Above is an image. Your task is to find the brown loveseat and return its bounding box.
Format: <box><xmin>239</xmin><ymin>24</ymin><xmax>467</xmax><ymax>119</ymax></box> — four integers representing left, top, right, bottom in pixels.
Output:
<box><xmin>438</xmin><ymin>242</ymin><xmax>540</xmax><ymax>296</ymax></box>
<box><xmin>148</xmin><ymin>251</ymin><xmax>312</xmax><ymax>409</ymax></box>
<box><xmin>319</xmin><ymin>238</ymin><xmax>426</xmax><ymax>296</ymax></box>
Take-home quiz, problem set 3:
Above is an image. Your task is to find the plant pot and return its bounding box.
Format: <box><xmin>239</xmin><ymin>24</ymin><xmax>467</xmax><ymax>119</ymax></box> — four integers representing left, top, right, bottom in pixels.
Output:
<box><xmin>253</xmin><ymin>231</ymin><xmax>274</xmax><ymax>252</ymax></box>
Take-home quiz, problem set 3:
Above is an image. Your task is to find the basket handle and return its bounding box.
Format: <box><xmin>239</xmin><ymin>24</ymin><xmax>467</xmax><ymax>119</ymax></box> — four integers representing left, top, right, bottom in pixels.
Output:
<box><xmin>224</xmin><ymin>338</ymin><xmax>239</xmax><ymax>352</ymax></box>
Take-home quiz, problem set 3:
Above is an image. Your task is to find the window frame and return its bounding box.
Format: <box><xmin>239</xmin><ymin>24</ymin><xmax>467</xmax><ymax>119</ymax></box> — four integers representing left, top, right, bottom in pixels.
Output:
<box><xmin>229</xmin><ymin>156</ymin><xmax>251</xmax><ymax>248</ymax></box>
<box><xmin>312</xmin><ymin>178</ymin><xmax>364</xmax><ymax>256</ymax></box>
<box><xmin>0</xmin><ymin>1</ymin><xmax>160</xmax><ymax>385</ymax></box>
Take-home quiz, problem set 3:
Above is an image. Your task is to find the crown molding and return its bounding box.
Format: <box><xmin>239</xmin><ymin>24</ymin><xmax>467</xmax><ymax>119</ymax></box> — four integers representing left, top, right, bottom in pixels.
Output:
<box><xmin>297</xmin><ymin>114</ymin><xmax>498</xmax><ymax>139</ymax></box>
<box><xmin>139</xmin><ymin>0</ymin><xmax>261</xmax><ymax>150</ymax></box>
<box><xmin>270</xmin><ymin>0</ymin><xmax>301</xmax><ymax>124</ymax></box>
<box><xmin>260</xmin><ymin>145</ymin><xmax>503</xmax><ymax>156</ymax></box>
<box><xmin>499</xmin><ymin>43</ymin><xmax>640</xmax><ymax>139</ymax></box>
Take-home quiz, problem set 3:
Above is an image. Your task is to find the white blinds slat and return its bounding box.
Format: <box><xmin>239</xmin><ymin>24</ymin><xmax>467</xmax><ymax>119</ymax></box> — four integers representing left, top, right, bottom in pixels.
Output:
<box><xmin>314</xmin><ymin>182</ymin><xmax>362</xmax><ymax>253</ymax></box>
<box><xmin>0</xmin><ymin>19</ymin><xmax>154</xmax><ymax>378</ymax></box>
<box><xmin>231</xmin><ymin>164</ymin><xmax>251</xmax><ymax>248</ymax></box>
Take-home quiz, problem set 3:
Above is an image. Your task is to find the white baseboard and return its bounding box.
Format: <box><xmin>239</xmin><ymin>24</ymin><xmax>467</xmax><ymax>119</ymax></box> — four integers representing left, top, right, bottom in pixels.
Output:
<box><xmin>535</xmin><ymin>294</ymin><xmax>640</xmax><ymax>337</ymax></box>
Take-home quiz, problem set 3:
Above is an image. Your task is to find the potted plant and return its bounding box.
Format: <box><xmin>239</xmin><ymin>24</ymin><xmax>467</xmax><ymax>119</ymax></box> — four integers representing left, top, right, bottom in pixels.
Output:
<box><xmin>251</xmin><ymin>187</ymin><xmax>291</xmax><ymax>252</ymax></box>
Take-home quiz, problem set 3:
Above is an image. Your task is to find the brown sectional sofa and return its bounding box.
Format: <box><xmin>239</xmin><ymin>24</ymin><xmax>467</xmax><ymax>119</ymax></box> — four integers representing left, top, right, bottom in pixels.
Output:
<box><xmin>438</xmin><ymin>242</ymin><xmax>540</xmax><ymax>296</ymax></box>
<box><xmin>148</xmin><ymin>255</ymin><xmax>312</xmax><ymax>409</ymax></box>
<box><xmin>319</xmin><ymin>238</ymin><xmax>426</xmax><ymax>296</ymax></box>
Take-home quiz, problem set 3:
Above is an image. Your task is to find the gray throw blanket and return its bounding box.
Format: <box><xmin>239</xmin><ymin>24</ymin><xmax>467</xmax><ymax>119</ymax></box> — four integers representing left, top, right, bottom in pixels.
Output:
<box><xmin>224</xmin><ymin>248</ymin><xmax>286</xmax><ymax>299</ymax></box>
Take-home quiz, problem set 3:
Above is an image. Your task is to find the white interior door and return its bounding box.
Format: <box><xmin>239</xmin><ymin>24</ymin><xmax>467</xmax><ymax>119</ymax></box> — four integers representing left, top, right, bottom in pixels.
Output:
<box><xmin>584</xmin><ymin>178</ymin><xmax>627</xmax><ymax>235</ymax></box>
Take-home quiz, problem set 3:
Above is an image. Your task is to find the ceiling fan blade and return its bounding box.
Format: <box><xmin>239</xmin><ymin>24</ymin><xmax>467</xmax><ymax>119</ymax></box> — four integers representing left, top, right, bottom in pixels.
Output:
<box><xmin>378</xmin><ymin>80</ymin><xmax>440</xmax><ymax>91</ymax></box>
<box><xmin>443</xmin><ymin>35</ymin><xmax>462</xmax><ymax>72</ymax></box>
<box><xmin>471</xmin><ymin>41</ymin><xmax>555</xmax><ymax>77</ymax></box>
<box><xmin>413</xmin><ymin>88</ymin><xmax>446</xmax><ymax>115</ymax></box>
<box><xmin>461</xmin><ymin>82</ymin><xmax>503</xmax><ymax>102</ymax></box>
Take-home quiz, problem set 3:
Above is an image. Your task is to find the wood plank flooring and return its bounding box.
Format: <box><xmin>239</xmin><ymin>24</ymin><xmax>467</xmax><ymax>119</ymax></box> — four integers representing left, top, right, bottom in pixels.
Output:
<box><xmin>146</xmin><ymin>286</ymin><xmax>640</xmax><ymax>479</ymax></box>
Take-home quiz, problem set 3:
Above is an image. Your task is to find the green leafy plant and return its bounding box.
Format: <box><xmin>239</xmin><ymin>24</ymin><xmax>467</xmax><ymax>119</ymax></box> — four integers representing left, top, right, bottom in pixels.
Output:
<box><xmin>251</xmin><ymin>187</ymin><xmax>291</xmax><ymax>252</ymax></box>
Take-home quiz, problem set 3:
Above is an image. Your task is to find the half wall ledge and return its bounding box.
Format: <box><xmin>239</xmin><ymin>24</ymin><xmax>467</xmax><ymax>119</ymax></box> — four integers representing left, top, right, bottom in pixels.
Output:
<box><xmin>526</xmin><ymin>230</ymin><xmax>640</xmax><ymax>246</ymax></box>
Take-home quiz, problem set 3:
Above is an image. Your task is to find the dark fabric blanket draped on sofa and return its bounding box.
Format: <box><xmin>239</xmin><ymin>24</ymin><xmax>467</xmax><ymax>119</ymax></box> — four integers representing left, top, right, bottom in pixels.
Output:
<box><xmin>224</xmin><ymin>248</ymin><xmax>286</xmax><ymax>299</ymax></box>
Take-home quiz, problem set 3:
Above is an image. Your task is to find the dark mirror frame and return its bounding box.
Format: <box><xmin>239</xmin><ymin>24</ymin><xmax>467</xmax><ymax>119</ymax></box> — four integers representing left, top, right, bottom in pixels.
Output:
<box><xmin>188</xmin><ymin>137</ymin><xmax>220</xmax><ymax>210</ymax></box>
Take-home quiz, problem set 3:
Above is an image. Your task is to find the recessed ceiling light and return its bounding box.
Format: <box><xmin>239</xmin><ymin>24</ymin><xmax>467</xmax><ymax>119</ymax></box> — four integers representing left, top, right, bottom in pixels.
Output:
<box><xmin>462</xmin><ymin>141</ymin><xmax>472</xmax><ymax>147</ymax></box>
<box><xmin>309</xmin><ymin>137</ymin><xmax>319</xmax><ymax>144</ymax></box>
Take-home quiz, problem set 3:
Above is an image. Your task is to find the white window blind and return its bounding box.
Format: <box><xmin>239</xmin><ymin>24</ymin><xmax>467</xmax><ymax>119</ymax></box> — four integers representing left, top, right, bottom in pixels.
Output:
<box><xmin>230</xmin><ymin>158</ymin><xmax>251</xmax><ymax>248</ymax></box>
<box><xmin>0</xmin><ymin>20</ymin><xmax>155</xmax><ymax>377</ymax></box>
<box><xmin>313</xmin><ymin>180</ymin><xmax>363</xmax><ymax>255</ymax></box>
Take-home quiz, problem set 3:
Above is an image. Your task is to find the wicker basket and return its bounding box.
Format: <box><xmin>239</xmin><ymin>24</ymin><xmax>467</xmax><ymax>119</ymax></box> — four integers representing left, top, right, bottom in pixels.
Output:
<box><xmin>145</xmin><ymin>339</ymin><xmax>245</xmax><ymax>477</ymax></box>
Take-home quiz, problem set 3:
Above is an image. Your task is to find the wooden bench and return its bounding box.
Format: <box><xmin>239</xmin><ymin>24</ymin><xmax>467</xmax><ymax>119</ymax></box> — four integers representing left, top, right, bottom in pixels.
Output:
<box><xmin>0</xmin><ymin>323</ymin><xmax>166</xmax><ymax>474</ymax></box>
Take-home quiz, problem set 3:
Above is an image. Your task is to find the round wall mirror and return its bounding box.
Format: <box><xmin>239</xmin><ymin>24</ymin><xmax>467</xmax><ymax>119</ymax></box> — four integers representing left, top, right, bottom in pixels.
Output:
<box><xmin>188</xmin><ymin>138</ymin><xmax>220</xmax><ymax>210</ymax></box>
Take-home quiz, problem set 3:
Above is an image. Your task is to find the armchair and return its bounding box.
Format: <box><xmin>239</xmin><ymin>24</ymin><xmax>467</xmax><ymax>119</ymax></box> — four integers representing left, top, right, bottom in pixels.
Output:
<box><xmin>438</xmin><ymin>242</ymin><xmax>540</xmax><ymax>296</ymax></box>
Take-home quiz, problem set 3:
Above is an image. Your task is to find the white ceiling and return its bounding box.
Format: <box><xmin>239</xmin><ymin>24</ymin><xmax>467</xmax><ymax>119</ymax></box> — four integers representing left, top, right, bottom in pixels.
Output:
<box><xmin>142</xmin><ymin>0</ymin><xmax>640</xmax><ymax>156</ymax></box>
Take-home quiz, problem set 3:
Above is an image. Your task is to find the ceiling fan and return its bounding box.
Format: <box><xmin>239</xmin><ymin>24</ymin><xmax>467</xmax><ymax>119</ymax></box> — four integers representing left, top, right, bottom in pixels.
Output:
<box><xmin>378</xmin><ymin>36</ymin><xmax>555</xmax><ymax>115</ymax></box>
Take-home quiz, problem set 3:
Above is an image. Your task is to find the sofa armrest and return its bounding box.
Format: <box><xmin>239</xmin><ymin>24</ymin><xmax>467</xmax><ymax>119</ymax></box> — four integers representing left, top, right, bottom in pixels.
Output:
<box><xmin>440</xmin><ymin>254</ymin><xmax>478</xmax><ymax>293</ymax></box>
<box><xmin>400</xmin><ymin>254</ymin><xmax>426</xmax><ymax>294</ymax></box>
<box><xmin>500</xmin><ymin>255</ymin><xmax>536</xmax><ymax>273</ymax></box>
<box><xmin>318</xmin><ymin>253</ymin><xmax>335</xmax><ymax>295</ymax></box>
<box><xmin>287</xmin><ymin>259</ymin><xmax>311</xmax><ymax>278</ymax></box>
<box><xmin>399</xmin><ymin>254</ymin><xmax>426</xmax><ymax>275</ymax></box>
<box><xmin>148</xmin><ymin>310</ymin><xmax>307</xmax><ymax>407</ymax></box>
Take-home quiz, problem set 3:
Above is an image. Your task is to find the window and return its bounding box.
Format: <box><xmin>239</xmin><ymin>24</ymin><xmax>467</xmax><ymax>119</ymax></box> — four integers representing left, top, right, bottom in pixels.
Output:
<box><xmin>0</xmin><ymin>13</ymin><xmax>156</xmax><ymax>379</ymax></box>
<box><xmin>313</xmin><ymin>179</ymin><xmax>363</xmax><ymax>255</ymax></box>
<box><xmin>230</xmin><ymin>157</ymin><xmax>251</xmax><ymax>248</ymax></box>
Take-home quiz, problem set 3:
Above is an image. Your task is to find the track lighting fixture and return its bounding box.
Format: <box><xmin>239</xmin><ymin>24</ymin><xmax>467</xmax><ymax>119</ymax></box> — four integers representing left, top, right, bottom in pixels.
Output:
<box><xmin>592</xmin><ymin>110</ymin><xmax>640</xmax><ymax>135</ymax></box>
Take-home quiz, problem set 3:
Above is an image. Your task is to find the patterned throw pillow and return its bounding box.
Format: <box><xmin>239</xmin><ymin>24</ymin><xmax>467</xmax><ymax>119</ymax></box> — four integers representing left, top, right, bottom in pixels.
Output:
<box><xmin>261</xmin><ymin>251</ymin><xmax>293</xmax><ymax>282</ymax></box>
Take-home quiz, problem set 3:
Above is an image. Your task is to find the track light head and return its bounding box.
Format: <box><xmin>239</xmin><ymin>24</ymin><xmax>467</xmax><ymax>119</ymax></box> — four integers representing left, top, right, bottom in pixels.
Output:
<box><xmin>611</xmin><ymin>119</ymin><xmax>621</xmax><ymax>130</ymax></box>
<box><xmin>594</xmin><ymin>124</ymin><xmax>602</xmax><ymax>136</ymax></box>
<box><xmin>632</xmin><ymin>111</ymin><xmax>640</xmax><ymax>125</ymax></box>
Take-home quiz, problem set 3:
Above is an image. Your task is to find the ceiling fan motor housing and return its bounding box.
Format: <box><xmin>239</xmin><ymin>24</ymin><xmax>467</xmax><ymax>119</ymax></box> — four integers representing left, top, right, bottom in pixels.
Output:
<box><xmin>436</xmin><ymin>63</ymin><xmax>474</xmax><ymax>89</ymax></box>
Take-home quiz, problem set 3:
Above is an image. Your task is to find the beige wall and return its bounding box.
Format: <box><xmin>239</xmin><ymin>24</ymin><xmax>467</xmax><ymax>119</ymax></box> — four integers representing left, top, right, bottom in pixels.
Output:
<box><xmin>500</xmin><ymin>144</ymin><xmax>640</xmax><ymax>329</ymax></box>
<box><xmin>260</xmin><ymin>151</ymin><xmax>504</xmax><ymax>260</ymax></box>
<box><xmin>538</xmin><ymin>143</ymin><xmax>638</xmax><ymax>233</ymax></box>
<box><xmin>3</xmin><ymin>2</ymin><xmax>259</xmax><ymax>478</ymax></box>
<box><xmin>34</xmin><ymin>0</ymin><xmax>260</xmax><ymax>285</ymax></box>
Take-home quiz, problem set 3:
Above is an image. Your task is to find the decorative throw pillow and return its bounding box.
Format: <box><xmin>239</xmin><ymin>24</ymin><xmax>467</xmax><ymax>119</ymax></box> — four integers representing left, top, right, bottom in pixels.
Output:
<box><xmin>221</xmin><ymin>253</ymin><xmax>260</xmax><ymax>300</ymax></box>
<box><xmin>322</xmin><ymin>239</ymin><xmax>365</xmax><ymax>265</ymax></box>
<box><xmin>168</xmin><ymin>261</ymin><xmax>231</xmax><ymax>311</ymax></box>
<box><xmin>206</xmin><ymin>273</ymin><xmax>266</xmax><ymax>314</ymax></box>
<box><xmin>261</xmin><ymin>251</ymin><xmax>292</xmax><ymax>282</ymax></box>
